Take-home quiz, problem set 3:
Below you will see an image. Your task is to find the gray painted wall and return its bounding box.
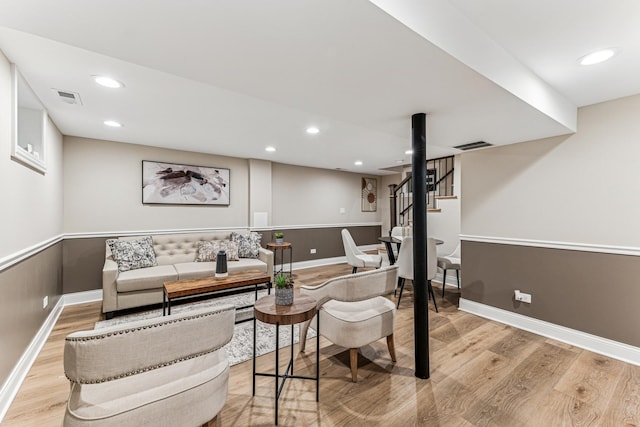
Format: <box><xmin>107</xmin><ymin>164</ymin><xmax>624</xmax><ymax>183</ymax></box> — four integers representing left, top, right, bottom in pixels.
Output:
<box><xmin>62</xmin><ymin>226</ymin><xmax>381</xmax><ymax>293</ymax></box>
<box><xmin>462</xmin><ymin>241</ymin><xmax>640</xmax><ymax>347</ymax></box>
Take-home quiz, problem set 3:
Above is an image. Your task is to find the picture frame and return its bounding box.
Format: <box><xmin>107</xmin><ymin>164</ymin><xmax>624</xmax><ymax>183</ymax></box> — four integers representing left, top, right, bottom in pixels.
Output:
<box><xmin>142</xmin><ymin>160</ymin><xmax>230</xmax><ymax>205</ymax></box>
<box><xmin>361</xmin><ymin>177</ymin><xmax>377</xmax><ymax>212</ymax></box>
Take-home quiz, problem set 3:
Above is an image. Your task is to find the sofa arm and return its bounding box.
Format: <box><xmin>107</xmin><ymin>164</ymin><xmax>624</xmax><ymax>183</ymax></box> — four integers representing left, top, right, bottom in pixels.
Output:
<box><xmin>259</xmin><ymin>247</ymin><xmax>274</xmax><ymax>278</ymax></box>
<box><xmin>102</xmin><ymin>259</ymin><xmax>119</xmax><ymax>314</ymax></box>
<box><xmin>64</xmin><ymin>305</ymin><xmax>235</xmax><ymax>384</ymax></box>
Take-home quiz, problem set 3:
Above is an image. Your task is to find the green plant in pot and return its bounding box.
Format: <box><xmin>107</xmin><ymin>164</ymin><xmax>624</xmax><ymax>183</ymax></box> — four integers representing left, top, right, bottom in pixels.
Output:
<box><xmin>274</xmin><ymin>272</ymin><xmax>293</xmax><ymax>305</ymax></box>
<box><xmin>274</xmin><ymin>232</ymin><xmax>284</xmax><ymax>244</ymax></box>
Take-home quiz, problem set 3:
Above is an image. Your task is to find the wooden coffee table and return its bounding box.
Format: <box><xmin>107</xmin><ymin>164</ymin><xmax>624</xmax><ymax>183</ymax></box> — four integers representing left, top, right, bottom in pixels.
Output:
<box><xmin>162</xmin><ymin>270</ymin><xmax>271</xmax><ymax>317</ymax></box>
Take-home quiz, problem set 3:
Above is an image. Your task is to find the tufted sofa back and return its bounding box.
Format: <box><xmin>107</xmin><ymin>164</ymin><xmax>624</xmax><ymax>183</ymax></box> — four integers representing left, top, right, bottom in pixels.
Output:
<box><xmin>110</xmin><ymin>231</ymin><xmax>252</xmax><ymax>265</ymax></box>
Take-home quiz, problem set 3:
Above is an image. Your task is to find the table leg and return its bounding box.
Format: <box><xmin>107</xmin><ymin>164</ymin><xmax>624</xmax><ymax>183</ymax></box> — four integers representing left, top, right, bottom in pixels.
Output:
<box><xmin>384</xmin><ymin>241</ymin><xmax>396</xmax><ymax>265</ymax></box>
<box><xmin>290</xmin><ymin>324</ymin><xmax>294</xmax><ymax>373</ymax></box>
<box><xmin>289</xmin><ymin>246</ymin><xmax>293</xmax><ymax>280</ymax></box>
<box><xmin>275</xmin><ymin>322</ymin><xmax>279</xmax><ymax>425</ymax></box>
<box><xmin>316</xmin><ymin>310</ymin><xmax>320</xmax><ymax>401</ymax></box>
<box><xmin>162</xmin><ymin>291</ymin><xmax>166</xmax><ymax>316</ymax></box>
<box><xmin>252</xmin><ymin>316</ymin><xmax>257</xmax><ymax>396</ymax></box>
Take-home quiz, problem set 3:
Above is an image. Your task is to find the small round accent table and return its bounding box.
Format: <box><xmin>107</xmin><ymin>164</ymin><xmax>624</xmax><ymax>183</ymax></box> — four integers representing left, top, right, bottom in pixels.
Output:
<box><xmin>266</xmin><ymin>241</ymin><xmax>293</xmax><ymax>280</ymax></box>
<box><xmin>253</xmin><ymin>294</ymin><xmax>319</xmax><ymax>426</ymax></box>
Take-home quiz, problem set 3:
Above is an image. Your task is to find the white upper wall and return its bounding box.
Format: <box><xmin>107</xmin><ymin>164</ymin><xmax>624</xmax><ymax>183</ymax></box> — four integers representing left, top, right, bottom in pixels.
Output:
<box><xmin>462</xmin><ymin>93</ymin><xmax>640</xmax><ymax>248</ymax></box>
<box><xmin>63</xmin><ymin>137</ymin><xmax>250</xmax><ymax>234</ymax></box>
<box><xmin>0</xmin><ymin>50</ymin><xmax>63</xmax><ymax>261</ymax></box>
<box><xmin>271</xmin><ymin>163</ymin><xmax>382</xmax><ymax>227</ymax></box>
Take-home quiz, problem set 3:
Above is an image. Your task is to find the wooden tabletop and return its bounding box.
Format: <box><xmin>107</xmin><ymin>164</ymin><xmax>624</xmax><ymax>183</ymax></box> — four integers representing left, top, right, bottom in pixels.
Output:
<box><xmin>164</xmin><ymin>270</ymin><xmax>270</xmax><ymax>299</ymax></box>
<box><xmin>254</xmin><ymin>294</ymin><xmax>317</xmax><ymax>325</ymax></box>
<box><xmin>266</xmin><ymin>242</ymin><xmax>292</xmax><ymax>250</ymax></box>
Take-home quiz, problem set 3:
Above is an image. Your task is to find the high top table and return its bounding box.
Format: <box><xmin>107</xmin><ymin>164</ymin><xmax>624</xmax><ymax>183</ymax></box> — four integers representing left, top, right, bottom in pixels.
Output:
<box><xmin>253</xmin><ymin>294</ymin><xmax>319</xmax><ymax>425</ymax></box>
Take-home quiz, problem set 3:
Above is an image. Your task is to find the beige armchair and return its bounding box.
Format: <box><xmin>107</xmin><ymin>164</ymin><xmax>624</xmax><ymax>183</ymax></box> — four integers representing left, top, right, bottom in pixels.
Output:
<box><xmin>299</xmin><ymin>266</ymin><xmax>398</xmax><ymax>382</ymax></box>
<box><xmin>63</xmin><ymin>305</ymin><xmax>235</xmax><ymax>427</ymax></box>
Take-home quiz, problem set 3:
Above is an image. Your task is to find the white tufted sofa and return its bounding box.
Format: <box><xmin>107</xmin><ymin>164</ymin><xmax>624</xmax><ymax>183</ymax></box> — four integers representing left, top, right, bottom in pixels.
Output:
<box><xmin>102</xmin><ymin>231</ymin><xmax>273</xmax><ymax>318</ymax></box>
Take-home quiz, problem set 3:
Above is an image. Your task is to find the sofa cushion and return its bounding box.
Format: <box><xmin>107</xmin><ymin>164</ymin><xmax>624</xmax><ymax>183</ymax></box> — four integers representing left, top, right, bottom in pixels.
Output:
<box><xmin>196</xmin><ymin>240</ymin><xmax>239</xmax><ymax>262</ymax></box>
<box><xmin>320</xmin><ymin>296</ymin><xmax>395</xmax><ymax>348</ymax></box>
<box><xmin>107</xmin><ymin>236</ymin><xmax>157</xmax><ymax>272</ymax></box>
<box><xmin>227</xmin><ymin>258</ymin><xmax>268</xmax><ymax>274</ymax></box>
<box><xmin>116</xmin><ymin>265</ymin><xmax>178</xmax><ymax>292</ymax></box>
<box><xmin>231</xmin><ymin>232</ymin><xmax>262</xmax><ymax>258</ymax></box>
<box><xmin>174</xmin><ymin>262</ymin><xmax>216</xmax><ymax>280</ymax></box>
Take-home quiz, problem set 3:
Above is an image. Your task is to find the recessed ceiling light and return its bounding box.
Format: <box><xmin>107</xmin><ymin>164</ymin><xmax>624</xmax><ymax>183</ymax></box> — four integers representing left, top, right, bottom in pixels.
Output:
<box><xmin>265</xmin><ymin>146</ymin><xmax>276</xmax><ymax>152</ymax></box>
<box><xmin>93</xmin><ymin>75</ymin><xmax>124</xmax><ymax>88</ymax></box>
<box><xmin>579</xmin><ymin>48</ymin><xmax>618</xmax><ymax>66</ymax></box>
<box><xmin>104</xmin><ymin>120</ymin><xmax>122</xmax><ymax>127</ymax></box>
<box><xmin>354</xmin><ymin>160</ymin><xmax>363</xmax><ymax>166</ymax></box>
<box><xmin>405</xmin><ymin>150</ymin><xmax>413</xmax><ymax>155</ymax></box>
<box><xmin>306</xmin><ymin>127</ymin><xmax>319</xmax><ymax>134</ymax></box>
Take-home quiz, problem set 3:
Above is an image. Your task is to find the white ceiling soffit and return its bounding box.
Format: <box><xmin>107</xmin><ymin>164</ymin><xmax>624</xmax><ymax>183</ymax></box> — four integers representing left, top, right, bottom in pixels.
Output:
<box><xmin>369</xmin><ymin>0</ymin><xmax>577</xmax><ymax>132</ymax></box>
<box><xmin>0</xmin><ymin>1</ymin><xmax>577</xmax><ymax>175</ymax></box>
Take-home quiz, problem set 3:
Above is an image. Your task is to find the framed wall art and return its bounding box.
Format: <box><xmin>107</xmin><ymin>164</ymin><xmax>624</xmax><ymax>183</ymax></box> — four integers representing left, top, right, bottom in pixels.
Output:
<box><xmin>361</xmin><ymin>177</ymin><xmax>377</xmax><ymax>212</ymax></box>
<box><xmin>142</xmin><ymin>160</ymin><xmax>230</xmax><ymax>205</ymax></box>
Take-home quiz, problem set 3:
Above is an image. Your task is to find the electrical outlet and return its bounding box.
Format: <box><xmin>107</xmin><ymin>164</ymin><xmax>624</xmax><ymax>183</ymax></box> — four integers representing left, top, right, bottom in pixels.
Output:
<box><xmin>310</xmin><ymin>248</ymin><xmax>317</xmax><ymax>254</ymax></box>
<box><xmin>514</xmin><ymin>290</ymin><xmax>532</xmax><ymax>304</ymax></box>
<box><xmin>339</xmin><ymin>207</ymin><xmax>346</xmax><ymax>214</ymax></box>
<box><xmin>42</xmin><ymin>295</ymin><xmax>49</xmax><ymax>309</ymax></box>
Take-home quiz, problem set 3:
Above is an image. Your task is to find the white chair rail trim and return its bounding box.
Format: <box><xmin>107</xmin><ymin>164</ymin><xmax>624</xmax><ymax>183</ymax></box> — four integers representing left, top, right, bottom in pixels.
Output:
<box><xmin>459</xmin><ymin>298</ymin><xmax>640</xmax><ymax>367</ymax></box>
<box><xmin>460</xmin><ymin>234</ymin><xmax>640</xmax><ymax>257</ymax></box>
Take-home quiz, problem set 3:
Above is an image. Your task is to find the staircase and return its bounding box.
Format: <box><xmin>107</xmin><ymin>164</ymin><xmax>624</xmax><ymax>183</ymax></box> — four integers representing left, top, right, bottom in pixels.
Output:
<box><xmin>388</xmin><ymin>155</ymin><xmax>456</xmax><ymax>229</ymax></box>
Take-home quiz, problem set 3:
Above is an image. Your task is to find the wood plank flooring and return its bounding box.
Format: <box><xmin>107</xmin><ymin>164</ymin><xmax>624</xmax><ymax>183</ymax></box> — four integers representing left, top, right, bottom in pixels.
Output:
<box><xmin>3</xmin><ymin>263</ymin><xmax>639</xmax><ymax>426</ymax></box>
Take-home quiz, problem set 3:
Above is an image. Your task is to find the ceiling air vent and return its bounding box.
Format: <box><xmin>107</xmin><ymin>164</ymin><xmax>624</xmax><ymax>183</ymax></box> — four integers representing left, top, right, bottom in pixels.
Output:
<box><xmin>453</xmin><ymin>141</ymin><xmax>493</xmax><ymax>151</ymax></box>
<box><xmin>51</xmin><ymin>88</ymin><xmax>83</xmax><ymax>105</ymax></box>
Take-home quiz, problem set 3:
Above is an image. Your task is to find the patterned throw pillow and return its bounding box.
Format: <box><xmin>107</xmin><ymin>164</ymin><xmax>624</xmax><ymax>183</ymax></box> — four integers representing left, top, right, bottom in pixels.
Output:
<box><xmin>106</xmin><ymin>236</ymin><xmax>157</xmax><ymax>272</ymax></box>
<box><xmin>196</xmin><ymin>240</ymin><xmax>240</xmax><ymax>262</ymax></box>
<box><xmin>230</xmin><ymin>232</ymin><xmax>262</xmax><ymax>258</ymax></box>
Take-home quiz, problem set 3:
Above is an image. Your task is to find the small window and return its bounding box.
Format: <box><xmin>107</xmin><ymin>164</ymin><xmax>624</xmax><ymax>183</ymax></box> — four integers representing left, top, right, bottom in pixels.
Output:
<box><xmin>11</xmin><ymin>64</ymin><xmax>47</xmax><ymax>174</ymax></box>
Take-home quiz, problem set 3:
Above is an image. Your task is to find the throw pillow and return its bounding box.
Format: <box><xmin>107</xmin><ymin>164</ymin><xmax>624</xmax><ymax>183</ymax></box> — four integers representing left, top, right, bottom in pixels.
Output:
<box><xmin>106</xmin><ymin>236</ymin><xmax>157</xmax><ymax>272</ymax></box>
<box><xmin>196</xmin><ymin>240</ymin><xmax>240</xmax><ymax>262</ymax></box>
<box><xmin>231</xmin><ymin>232</ymin><xmax>262</xmax><ymax>258</ymax></box>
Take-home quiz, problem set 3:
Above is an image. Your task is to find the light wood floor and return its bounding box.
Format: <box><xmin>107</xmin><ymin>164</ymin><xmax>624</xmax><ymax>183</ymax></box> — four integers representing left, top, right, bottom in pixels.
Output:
<box><xmin>3</xmin><ymin>264</ymin><xmax>639</xmax><ymax>426</ymax></box>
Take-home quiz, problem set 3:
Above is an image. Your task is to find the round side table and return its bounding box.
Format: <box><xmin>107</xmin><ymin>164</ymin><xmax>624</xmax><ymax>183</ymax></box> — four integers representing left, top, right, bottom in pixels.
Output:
<box><xmin>253</xmin><ymin>294</ymin><xmax>319</xmax><ymax>426</ymax></box>
<box><xmin>266</xmin><ymin>242</ymin><xmax>293</xmax><ymax>280</ymax></box>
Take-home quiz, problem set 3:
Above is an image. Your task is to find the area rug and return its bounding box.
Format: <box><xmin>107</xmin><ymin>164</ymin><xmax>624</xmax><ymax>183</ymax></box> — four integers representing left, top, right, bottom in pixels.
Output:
<box><xmin>94</xmin><ymin>290</ymin><xmax>316</xmax><ymax>366</ymax></box>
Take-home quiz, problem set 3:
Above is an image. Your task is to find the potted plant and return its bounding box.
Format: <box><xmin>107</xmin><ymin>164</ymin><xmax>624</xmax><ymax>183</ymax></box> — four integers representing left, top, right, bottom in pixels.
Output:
<box><xmin>274</xmin><ymin>232</ymin><xmax>284</xmax><ymax>244</ymax></box>
<box><xmin>274</xmin><ymin>272</ymin><xmax>293</xmax><ymax>305</ymax></box>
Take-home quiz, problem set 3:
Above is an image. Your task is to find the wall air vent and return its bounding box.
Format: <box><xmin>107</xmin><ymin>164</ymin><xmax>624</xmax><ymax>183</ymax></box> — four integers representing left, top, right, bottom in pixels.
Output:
<box><xmin>453</xmin><ymin>141</ymin><xmax>493</xmax><ymax>151</ymax></box>
<box><xmin>51</xmin><ymin>88</ymin><xmax>83</xmax><ymax>105</ymax></box>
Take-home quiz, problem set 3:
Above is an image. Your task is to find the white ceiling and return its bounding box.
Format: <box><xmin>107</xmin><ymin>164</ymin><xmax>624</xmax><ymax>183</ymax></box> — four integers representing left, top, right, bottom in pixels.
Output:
<box><xmin>0</xmin><ymin>0</ymin><xmax>638</xmax><ymax>175</ymax></box>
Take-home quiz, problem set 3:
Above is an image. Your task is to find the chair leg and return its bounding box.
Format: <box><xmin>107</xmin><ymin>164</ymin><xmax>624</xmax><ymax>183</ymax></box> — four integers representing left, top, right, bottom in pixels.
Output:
<box><xmin>299</xmin><ymin>320</ymin><xmax>311</xmax><ymax>352</ymax></box>
<box><xmin>350</xmin><ymin>348</ymin><xmax>359</xmax><ymax>382</ymax></box>
<box><xmin>395</xmin><ymin>277</ymin><xmax>403</xmax><ymax>296</ymax></box>
<box><xmin>352</xmin><ymin>266</ymin><xmax>358</xmax><ymax>274</ymax></box>
<box><xmin>428</xmin><ymin>280</ymin><xmax>438</xmax><ymax>313</ymax></box>
<box><xmin>456</xmin><ymin>269</ymin><xmax>460</xmax><ymax>289</ymax></box>
<box><xmin>203</xmin><ymin>415</ymin><xmax>217</xmax><ymax>427</ymax></box>
<box><xmin>442</xmin><ymin>269</ymin><xmax>448</xmax><ymax>298</ymax></box>
<box><xmin>386</xmin><ymin>334</ymin><xmax>397</xmax><ymax>362</ymax></box>
<box><xmin>396</xmin><ymin>278</ymin><xmax>406</xmax><ymax>308</ymax></box>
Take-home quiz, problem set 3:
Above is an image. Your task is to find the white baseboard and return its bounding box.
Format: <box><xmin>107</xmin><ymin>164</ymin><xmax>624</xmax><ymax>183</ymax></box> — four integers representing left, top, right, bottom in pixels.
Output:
<box><xmin>459</xmin><ymin>298</ymin><xmax>640</xmax><ymax>366</ymax></box>
<box><xmin>0</xmin><ymin>297</ymin><xmax>65</xmax><ymax>423</ymax></box>
<box><xmin>62</xmin><ymin>289</ymin><xmax>102</xmax><ymax>306</ymax></box>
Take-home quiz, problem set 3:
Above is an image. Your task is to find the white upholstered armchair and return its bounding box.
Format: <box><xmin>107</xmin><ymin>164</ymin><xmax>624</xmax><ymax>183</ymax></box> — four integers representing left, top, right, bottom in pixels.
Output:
<box><xmin>63</xmin><ymin>305</ymin><xmax>235</xmax><ymax>427</ymax></box>
<box><xmin>299</xmin><ymin>266</ymin><xmax>398</xmax><ymax>382</ymax></box>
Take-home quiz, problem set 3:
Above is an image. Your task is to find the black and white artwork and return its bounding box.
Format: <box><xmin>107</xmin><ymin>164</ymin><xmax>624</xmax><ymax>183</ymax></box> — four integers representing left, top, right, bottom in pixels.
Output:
<box><xmin>142</xmin><ymin>161</ymin><xmax>230</xmax><ymax>205</ymax></box>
